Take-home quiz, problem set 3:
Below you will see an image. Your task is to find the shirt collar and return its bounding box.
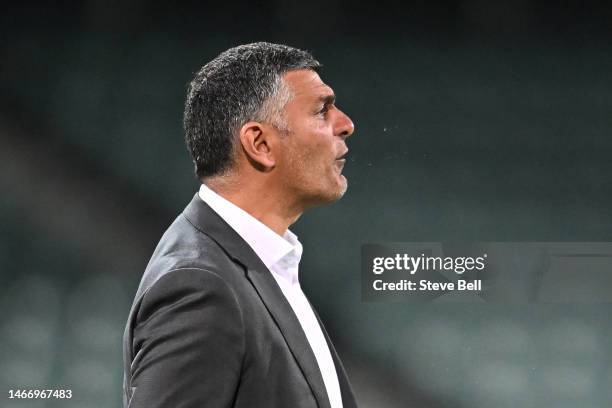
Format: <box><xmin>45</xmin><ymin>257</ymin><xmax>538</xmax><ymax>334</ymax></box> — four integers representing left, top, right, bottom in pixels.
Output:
<box><xmin>198</xmin><ymin>183</ymin><xmax>302</xmax><ymax>273</ymax></box>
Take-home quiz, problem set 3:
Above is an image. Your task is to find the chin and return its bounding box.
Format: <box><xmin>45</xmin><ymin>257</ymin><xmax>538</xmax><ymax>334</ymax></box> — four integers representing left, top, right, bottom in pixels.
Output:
<box><xmin>335</xmin><ymin>178</ymin><xmax>348</xmax><ymax>199</ymax></box>
<box><xmin>297</xmin><ymin>176</ymin><xmax>348</xmax><ymax>209</ymax></box>
<box><xmin>317</xmin><ymin>178</ymin><xmax>348</xmax><ymax>204</ymax></box>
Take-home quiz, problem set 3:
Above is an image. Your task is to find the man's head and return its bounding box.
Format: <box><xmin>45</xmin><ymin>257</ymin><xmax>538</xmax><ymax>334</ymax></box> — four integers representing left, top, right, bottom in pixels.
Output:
<box><xmin>184</xmin><ymin>42</ymin><xmax>354</xmax><ymax>209</ymax></box>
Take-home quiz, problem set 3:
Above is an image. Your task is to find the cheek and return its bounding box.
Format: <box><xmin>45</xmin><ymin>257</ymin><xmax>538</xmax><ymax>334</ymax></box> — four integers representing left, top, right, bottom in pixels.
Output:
<box><xmin>303</xmin><ymin>141</ymin><xmax>332</xmax><ymax>175</ymax></box>
<box><xmin>305</xmin><ymin>126</ymin><xmax>335</xmax><ymax>157</ymax></box>
<box><xmin>282</xmin><ymin>122</ymin><xmax>335</xmax><ymax>176</ymax></box>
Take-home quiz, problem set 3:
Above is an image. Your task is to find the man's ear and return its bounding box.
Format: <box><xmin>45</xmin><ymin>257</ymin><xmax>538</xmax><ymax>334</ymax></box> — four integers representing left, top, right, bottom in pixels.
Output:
<box><xmin>238</xmin><ymin>121</ymin><xmax>276</xmax><ymax>170</ymax></box>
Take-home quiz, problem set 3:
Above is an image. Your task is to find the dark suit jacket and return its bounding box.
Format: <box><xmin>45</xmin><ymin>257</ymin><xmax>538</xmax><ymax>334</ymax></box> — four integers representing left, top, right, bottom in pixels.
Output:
<box><xmin>123</xmin><ymin>193</ymin><xmax>358</xmax><ymax>408</ymax></box>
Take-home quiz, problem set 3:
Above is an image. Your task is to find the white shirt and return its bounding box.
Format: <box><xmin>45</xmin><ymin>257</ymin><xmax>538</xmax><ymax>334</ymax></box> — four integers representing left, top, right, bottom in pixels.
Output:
<box><xmin>198</xmin><ymin>184</ymin><xmax>343</xmax><ymax>408</ymax></box>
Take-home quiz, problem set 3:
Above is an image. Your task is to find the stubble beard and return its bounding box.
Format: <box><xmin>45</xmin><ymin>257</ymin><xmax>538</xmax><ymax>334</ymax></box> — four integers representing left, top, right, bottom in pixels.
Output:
<box><xmin>295</xmin><ymin>157</ymin><xmax>347</xmax><ymax>209</ymax></box>
<box><xmin>277</xmin><ymin>127</ymin><xmax>347</xmax><ymax>209</ymax></box>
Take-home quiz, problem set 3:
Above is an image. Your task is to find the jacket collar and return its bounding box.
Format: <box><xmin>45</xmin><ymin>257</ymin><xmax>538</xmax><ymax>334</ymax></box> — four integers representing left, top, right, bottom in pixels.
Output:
<box><xmin>182</xmin><ymin>193</ymin><xmax>333</xmax><ymax>408</ymax></box>
<box><xmin>198</xmin><ymin>183</ymin><xmax>300</xmax><ymax>270</ymax></box>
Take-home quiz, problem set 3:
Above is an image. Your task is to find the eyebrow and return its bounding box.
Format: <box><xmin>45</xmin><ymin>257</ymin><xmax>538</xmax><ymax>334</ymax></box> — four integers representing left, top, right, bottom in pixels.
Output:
<box><xmin>317</xmin><ymin>93</ymin><xmax>336</xmax><ymax>106</ymax></box>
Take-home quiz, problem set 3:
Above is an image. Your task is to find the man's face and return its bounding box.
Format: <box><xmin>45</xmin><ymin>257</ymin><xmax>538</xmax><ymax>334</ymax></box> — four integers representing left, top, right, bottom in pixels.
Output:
<box><xmin>274</xmin><ymin>69</ymin><xmax>355</xmax><ymax>209</ymax></box>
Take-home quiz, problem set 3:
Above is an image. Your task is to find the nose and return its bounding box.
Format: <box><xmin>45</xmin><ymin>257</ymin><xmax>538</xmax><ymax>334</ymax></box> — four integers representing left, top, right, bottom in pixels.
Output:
<box><xmin>334</xmin><ymin>108</ymin><xmax>355</xmax><ymax>140</ymax></box>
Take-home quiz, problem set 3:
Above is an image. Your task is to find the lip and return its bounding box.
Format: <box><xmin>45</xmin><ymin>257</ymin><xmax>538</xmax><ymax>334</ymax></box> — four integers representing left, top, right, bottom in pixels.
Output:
<box><xmin>336</xmin><ymin>150</ymin><xmax>349</xmax><ymax>160</ymax></box>
<box><xmin>334</xmin><ymin>158</ymin><xmax>346</xmax><ymax>173</ymax></box>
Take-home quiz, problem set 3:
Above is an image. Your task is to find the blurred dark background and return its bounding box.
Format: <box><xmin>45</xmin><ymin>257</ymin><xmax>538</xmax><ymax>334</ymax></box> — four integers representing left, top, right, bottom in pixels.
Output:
<box><xmin>1</xmin><ymin>1</ymin><xmax>611</xmax><ymax>407</ymax></box>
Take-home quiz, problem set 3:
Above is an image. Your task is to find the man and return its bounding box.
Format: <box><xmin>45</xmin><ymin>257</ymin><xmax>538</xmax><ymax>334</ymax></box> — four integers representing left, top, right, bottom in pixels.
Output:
<box><xmin>122</xmin><ymin>42</ymin><xmax>357</xmax><ymax>408</ymax></box>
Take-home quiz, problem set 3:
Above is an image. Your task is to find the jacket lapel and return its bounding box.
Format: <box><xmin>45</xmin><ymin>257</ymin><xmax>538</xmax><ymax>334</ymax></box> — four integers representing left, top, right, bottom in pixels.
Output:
<box><xmin>183</xmin><ymin>194</ymin><xmax>331</xmax><ymax>408</ymax></box>
<box><xmin>246</xmin><ymin>266</ymin><xmax>332</xmax><ymax>408</ymax></box>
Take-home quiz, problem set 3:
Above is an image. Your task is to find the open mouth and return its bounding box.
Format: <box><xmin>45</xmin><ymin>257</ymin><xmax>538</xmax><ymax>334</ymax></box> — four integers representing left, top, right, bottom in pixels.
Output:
<box><xmin>335</xmin><ymin>151</ymin><xmax>348</xmax><ymax>172</ymax></box>
<box><xmin>336</xmin><ymin>150</ymin><xmax>348</xmax><ymax>161</ymax></box>
<box><xmin>335</xmin><ymin>159</ymin><xmax>346</xmax><ymax>173</ymax></box>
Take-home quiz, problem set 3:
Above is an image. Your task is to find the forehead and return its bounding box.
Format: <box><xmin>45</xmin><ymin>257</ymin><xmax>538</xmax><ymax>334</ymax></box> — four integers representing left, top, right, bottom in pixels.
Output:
<box><xmin>282</xmin><ymin>69</ymin><xmax>334</xmax><ymax>101</ymax></box>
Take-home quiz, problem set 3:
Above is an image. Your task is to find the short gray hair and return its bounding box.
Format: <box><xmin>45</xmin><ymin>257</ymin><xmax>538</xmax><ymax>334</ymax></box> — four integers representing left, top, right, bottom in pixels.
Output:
<box><xmin>183</xmin><ymin>42</ymin><xmax>321</xmax><ymax>179</ymax></box>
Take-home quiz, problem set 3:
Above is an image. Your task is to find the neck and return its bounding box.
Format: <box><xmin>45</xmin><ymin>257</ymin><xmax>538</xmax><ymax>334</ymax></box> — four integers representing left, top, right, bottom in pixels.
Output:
<box><xmin>204</xmin><ymin>175</ymin><xmax>303</xmax><ymax>236</ymax></box>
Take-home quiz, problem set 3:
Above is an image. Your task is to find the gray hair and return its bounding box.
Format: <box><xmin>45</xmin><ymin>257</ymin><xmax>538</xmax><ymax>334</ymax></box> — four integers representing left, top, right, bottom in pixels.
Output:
<box><xmin>183</xmin><ymin>42</ymin><xmax>321</xmax><ymax>179</ymax></box>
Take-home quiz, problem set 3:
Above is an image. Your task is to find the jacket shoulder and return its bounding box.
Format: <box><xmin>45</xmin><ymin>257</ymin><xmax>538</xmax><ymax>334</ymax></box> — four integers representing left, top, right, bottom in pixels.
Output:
<box><xmin>134</xmin><ymin>213</ymin><xmax>243</xmax><ymax>301</ymax></box>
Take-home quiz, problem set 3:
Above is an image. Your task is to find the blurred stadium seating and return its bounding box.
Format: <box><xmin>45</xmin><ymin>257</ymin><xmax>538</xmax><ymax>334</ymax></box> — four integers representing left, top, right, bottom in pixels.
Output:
<box><xmin>2</xmin><ymin>1</ymin><xmax>612</xmax><ymax>407</ymax></box>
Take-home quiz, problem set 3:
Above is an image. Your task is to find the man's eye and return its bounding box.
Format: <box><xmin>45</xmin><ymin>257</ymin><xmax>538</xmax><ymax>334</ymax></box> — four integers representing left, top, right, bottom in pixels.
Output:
<box><xmin>318</xmin><ymin>105</ymin><xmax>330</xmax><ymax>115</ymax></box>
